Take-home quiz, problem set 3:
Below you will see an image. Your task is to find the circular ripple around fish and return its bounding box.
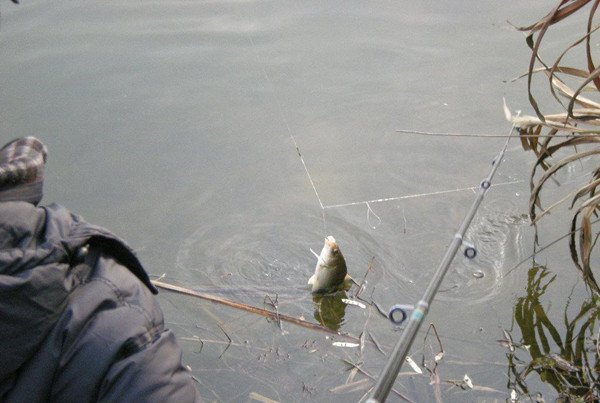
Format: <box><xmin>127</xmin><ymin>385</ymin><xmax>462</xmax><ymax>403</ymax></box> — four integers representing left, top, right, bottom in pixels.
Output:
<box><xmin>434</xmin><ymin>200</ymin><xmax>528</xmax><ymax>305</ymax></box>
<box><xmin>174</xmin><ymin>209</ymin><xmax>413</xmax><ymax>311</ymax></box>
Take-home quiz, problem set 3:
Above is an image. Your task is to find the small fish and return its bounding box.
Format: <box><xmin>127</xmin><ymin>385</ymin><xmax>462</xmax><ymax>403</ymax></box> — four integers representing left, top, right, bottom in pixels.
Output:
<box><xmin>308</xmin><ymin>236</ymin><xmax>352</xmax><ymax>293</ymax></box>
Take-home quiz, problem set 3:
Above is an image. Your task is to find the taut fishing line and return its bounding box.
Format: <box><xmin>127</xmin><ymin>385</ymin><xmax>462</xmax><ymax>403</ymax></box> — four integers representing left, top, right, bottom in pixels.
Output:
<box><xmin>248</xmin><ymin>36</ymin><xmax>329</xmax><ymax>232</ymax></box>
<box><xmin>249</xmin><ymin>30</ymin><xmax>528</xmax><ymax>317</ymax></box>
<box><xmin>366</xmin><ymin>121</ymin><xmax>519</xmax><ymax>402</ymax></box>
<box><xmin>250</xmin><ymin>33</ymin><xmax>526</xmax><ymax>402</ymax></box>
<box><xmin>248</xmin><ymin>36</ymin><xmax>523</xmax><ymax>233</ymax></box>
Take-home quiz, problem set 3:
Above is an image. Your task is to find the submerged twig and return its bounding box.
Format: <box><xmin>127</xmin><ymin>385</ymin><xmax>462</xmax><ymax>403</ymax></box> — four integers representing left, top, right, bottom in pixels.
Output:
<box><xmin>264</xmin><ymin>294</ymin><xmax>282</xmax><ymax>331</ymax></box>
<box><xmin>248</xmin><ymin>391</ymin><xmax>279</xmax><ymax>403</ymax></box>
<box><xmin>330</xmin><ymin>378</ymin><xmax>371</xmax><ymax>394</ymax></box>
<box><xmin>341</xmin><ymin>359</ymin><xmax>415</xmax><ymax>403</ymax></box>
<box><xmin>354</xmin><ymin>256</ymin><xmax>375</xmax><ymax>300</ymax></box>
<box><xmin>193</xmin><ymin>338</ymin><xmax>204</xmax><ymax>354</ymax></box>
<box><xmin>424</xmin><ymin>323</ymin><xmax>445</xmax><ymax>362</ymax></box>
<box><xmin>152</xmin><ymin>280</ymin><xmax>358</xmax><ymax>340</ymax></box>
<box><xmin>372</xmin><ymin>301</ymin><xmax>389</xmax><ymax>319</ymax></box>
<box><xmin>368</xmin><ymin>331</ymin><xmax>386</xmax><ymax>355</ymax></box>
<box><xmin>422</xmin><ymin>323</ymin><xmax>445</xmax><ymax>402</ymax></box>
<box><xmin>217</xmin><ymin>323</ymin><xmax>232</xmax><ymax>359</ymax></box>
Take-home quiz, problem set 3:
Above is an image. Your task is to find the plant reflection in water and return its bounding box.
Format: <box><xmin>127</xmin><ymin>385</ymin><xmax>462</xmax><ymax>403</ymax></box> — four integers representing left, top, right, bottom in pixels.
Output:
<box><xmin>507</xmin><ymin>265</ymin><xmax>600</xmax><ymax>401</ymax></box>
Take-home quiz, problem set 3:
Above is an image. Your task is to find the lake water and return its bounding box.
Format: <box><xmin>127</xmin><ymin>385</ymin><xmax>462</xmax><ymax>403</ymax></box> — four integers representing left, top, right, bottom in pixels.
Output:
<box><xmin>2</xmin><ymin>1</ymin><xmax>591</xmax><ymax>401</ymax></box>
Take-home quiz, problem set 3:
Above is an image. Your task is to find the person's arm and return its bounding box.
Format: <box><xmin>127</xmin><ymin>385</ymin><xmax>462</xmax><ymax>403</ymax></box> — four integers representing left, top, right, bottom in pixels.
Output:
<box><xmin>98</xmin><ymin>329</ymin><xmax>198</xmax><ymax>402</ymax></box>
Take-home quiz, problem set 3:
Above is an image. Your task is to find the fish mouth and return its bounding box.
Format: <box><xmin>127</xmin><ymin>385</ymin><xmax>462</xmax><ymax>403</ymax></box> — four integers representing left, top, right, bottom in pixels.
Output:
<box><xmin>324</xmin><ymin>235</ymin><xmax>337</xmax><ymax>248</ymax></box>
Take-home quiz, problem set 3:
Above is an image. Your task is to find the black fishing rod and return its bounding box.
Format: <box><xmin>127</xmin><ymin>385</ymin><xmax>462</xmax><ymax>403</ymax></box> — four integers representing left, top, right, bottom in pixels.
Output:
<box><xmin>367</xmin><ymin>123</ymin><xmax>517</xmax><ymax>402</ymax></box>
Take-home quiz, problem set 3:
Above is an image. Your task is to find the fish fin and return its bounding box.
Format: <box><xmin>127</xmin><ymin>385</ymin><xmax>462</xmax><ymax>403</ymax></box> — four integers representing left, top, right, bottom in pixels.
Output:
<box><xmin>310</xmin><ymin>248</ymin><xmax>327</xmax><ymax>265</ymax></box>
<box><xmin>308</xmin><ymin>274</ymin><xmax>315</xmax><ymax>286</ymax></box>
<box><xmin>343</xmin><ymin>274</ymin><xmax>353</xmax><ymax>291</ymax></box>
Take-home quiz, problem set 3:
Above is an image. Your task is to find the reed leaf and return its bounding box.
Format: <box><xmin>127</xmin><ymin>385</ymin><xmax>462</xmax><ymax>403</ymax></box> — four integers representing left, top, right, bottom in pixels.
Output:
<box><xmin>580</xmin><ymin>203</ymin><xmax>596</xmax><ymax>273</ymax></box>
<box><xmin>513</xmin><ymin>0</ymin><xmax>600</xmax><ymax>291</ymax></box>
<box><xmin>567</xmin><ymin>65</ymin><xmax>600</xmax><ymax>119</ymax></box>
<box><xmin>571</xmin><ymin>177</ymin><xmax>600</xmax><ymax>208</ymax></box>
<box><xmin>529</xmin><ymin>149</ymin><xmax>600</xmax><ymax>220</ymax></box>
<box><xmin>547</xmin><ymin>23</ymin><xmax>600</xmax><ymax>105</ymax></box>
<box><xmin>515</xmin><ymin>0</ymin><xmax>593</xmax><ymax>33</ymax></box>
<box><xmin>549</xmin><ymin>73</ymin><xmax>600</xmax><ymax>111</ymax></box>
<box><xmin>585</xmin><ymin>1</ymin><xmax>600</xmax><ymax>91</ymax></box>
<box><xmin>522</xmin><ymin>0</ymin><xmax>595</xmax><ymax>120</ymax></box>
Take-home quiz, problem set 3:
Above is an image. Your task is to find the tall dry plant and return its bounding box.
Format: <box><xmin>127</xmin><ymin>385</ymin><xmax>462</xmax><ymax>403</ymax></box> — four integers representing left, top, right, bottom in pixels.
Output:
<box><xmin>511</xmin><ymin>0</ymin><xmax>600</xmax><ymax>293</ymax></box>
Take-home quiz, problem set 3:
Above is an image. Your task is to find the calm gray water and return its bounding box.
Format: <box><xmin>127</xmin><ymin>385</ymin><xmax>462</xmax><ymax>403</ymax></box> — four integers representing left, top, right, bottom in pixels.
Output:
<box><xmin>2</xmin><ymin>1</ymin><xmax>590</xmax><ymax>401</ymax></box>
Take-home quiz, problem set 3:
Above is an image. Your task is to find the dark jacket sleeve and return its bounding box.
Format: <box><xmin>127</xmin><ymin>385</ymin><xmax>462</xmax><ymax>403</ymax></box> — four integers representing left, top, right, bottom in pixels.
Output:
<box><xmin>48</xmin><ymin>253</ymin><xmax>199</xmax><ymax>402</ymax></box>
<box><xmin>98</xmin><ymin>330</ymin><xmax>198</xmax><ymax>402</ymax></box>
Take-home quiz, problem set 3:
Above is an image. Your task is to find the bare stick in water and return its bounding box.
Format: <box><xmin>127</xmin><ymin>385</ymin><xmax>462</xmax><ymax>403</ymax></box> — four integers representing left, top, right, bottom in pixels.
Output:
<box><xmin>152</xmin><ymin>280</ymin><xmax>358</xmax><ymax>340</ymax></box>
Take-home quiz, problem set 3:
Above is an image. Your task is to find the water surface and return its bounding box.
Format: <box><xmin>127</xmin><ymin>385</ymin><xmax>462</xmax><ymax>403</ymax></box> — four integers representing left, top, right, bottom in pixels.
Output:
<box><xmin>2</xmin><ymin>1</ymin><xmax>584</xmax><ymax>401</ymax></box>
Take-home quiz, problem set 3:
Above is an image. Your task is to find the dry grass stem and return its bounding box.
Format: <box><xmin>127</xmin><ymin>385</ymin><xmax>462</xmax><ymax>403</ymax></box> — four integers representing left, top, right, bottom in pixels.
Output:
<box><xmin>510</xmin><ymin>0</ymin><xmax>600</xmax><ymax>292</ymax></box>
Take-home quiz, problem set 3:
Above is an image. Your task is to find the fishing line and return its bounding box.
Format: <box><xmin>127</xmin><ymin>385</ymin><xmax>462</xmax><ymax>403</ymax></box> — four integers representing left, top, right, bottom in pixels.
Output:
<box><xmin>248</xmin><ymin>36</ymin><xmax>325</xmax><ymax>214</ymax></box>
<box><xmin>249</xmin><ymin>37</ymin><xmax>528</xmax><ymax>234</ymax></box>
<box><xmin>366</xmin><ymin>202</ymin><xmax>382</xmax><ymax>229</ymax></box>
<box><xmin>367</xmin><ymin>121</ymin><xmax>519</xmax><ymax>403</ymax></box>
<box><xmin>323</xmin><ymin>180</ymin><xmax>523</xmax><ymax>210</ymax></box>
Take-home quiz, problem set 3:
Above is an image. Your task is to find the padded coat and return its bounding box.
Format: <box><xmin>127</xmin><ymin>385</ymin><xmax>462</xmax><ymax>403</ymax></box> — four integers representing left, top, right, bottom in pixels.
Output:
<box><xmin>0</xmin><ymin>201</ymin><xmax>198</xmax><ymax>402</ymax></box>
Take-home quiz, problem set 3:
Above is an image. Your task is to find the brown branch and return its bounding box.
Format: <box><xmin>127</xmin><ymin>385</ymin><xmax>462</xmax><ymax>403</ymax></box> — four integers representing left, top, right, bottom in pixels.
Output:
<box><xmin>152</xmin><ymin>280</ymin><xmax>358</xmax><ymax>340</ymax></box>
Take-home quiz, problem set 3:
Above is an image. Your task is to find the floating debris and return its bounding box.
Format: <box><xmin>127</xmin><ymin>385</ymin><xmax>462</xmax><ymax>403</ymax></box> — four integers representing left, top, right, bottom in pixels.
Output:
<box><xmin>341</xmin><ymin>298</ymin><xmax>366</xmax><ymax>309</ymax></box>
<box><xmin>330</xmin><ymin>379</ymin><xmax>371</xmax><ymax>394</ymax></box>
<box><xmin>332</xmin><ymin>342</ymin><xmax>360</xmax><ymax>348</ymax></box>
<box><xmin>405</xmin><ymin>356</ymin><xmax>422</xmax><ymax>374</ymax></box>
<box><xmin>472</xmin><ymin>270</ymin><xmax>485</xmax><ymax>279</ymax></box>
<box><xmin>248</xmin><ymin>391</ymin><xmax>279</xmax><ymax>403</ymax></box>
<box><xmin>463</xmin><ymin>374</ymin><xmax>473</xmax><ymax>389</ymax></box>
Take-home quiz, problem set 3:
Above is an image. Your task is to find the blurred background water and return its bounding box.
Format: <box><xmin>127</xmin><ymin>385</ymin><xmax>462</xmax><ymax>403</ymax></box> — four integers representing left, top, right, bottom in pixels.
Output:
<box><xmin>1</xmin><ymin>1</ymin><xmax>589</xmax><ymax>401</ymax></box>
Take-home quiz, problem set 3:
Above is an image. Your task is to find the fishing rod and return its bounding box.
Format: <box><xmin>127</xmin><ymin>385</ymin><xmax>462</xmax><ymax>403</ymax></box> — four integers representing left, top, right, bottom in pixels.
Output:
<box><xmin>366</xmin><ymin>122</ymin><xmax>518</xmax><ymax>402</ymax></box>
